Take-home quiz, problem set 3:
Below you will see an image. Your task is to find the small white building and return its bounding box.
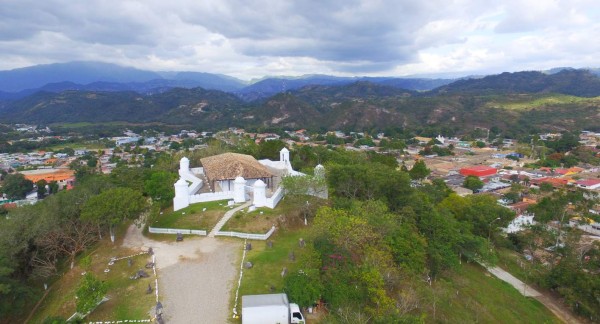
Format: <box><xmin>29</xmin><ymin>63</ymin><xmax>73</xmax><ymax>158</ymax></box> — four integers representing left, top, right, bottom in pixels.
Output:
<box><xmin>504</xmin><ymin>213</ymin><xmax>535</xmax><ymax>233</ymax></box>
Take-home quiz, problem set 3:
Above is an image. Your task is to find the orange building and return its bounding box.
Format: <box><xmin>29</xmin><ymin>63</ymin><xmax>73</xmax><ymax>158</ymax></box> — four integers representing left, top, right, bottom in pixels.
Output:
<box><xmin>22</xmin><ymin>169</ymin><xmax>75</xmax><ymax>189</ymax></box>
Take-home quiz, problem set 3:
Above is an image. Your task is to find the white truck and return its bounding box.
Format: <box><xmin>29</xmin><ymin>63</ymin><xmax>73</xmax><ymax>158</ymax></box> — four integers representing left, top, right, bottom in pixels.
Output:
<box><xmin>241</xmin><ymin>293</ymin><xmax>305</xmax><ymax>324</ymax></box>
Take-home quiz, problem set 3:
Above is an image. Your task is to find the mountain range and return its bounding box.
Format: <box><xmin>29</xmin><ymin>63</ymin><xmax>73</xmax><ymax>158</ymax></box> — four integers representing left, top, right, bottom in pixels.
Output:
<box><xmin>1</xmin><ymin>62</ymin><xmax>600</xmax><ymax>136</ymax></box>
<box><xmin>0</xmin><ymin>61</ymin><xmax>454</xmax><ymax>101</ymax></box>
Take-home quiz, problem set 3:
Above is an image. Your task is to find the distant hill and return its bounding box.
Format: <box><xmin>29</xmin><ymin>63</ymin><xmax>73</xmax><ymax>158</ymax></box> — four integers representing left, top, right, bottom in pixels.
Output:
<box><xmin>1</xmin><ymin>70</ymin><xmax>600</xmax><ymax>134</ymax></box>
<box><xmin>170</xmin><ymin>72</ymin><xmax>246</xmax><ymax>92</ymax></box>
<box><xmin>0</xmin><ymin>61</ymin><xmax>247</xmax><ymax>95</ymax></box>
<box><xmin>0</xmin><ymin>87</ymin><xmax>246</xmax><ymax>127</ymax></box>
<box><xmin>435</xmin><ymin>69</ymin><xmax>600</xmax><ymax>97</ymax></box>
<box><xmin>0</xmin><ymin>61</ymin><xmax>162</xmax><ymax>92</ymax></box>
<box><xmin>0</xmin><ymin>62</ymin><xmax>452</xmax><ymax>100</ymax></box>
<box><xmin>237</xmin><ymin>75</ymin><xmax>453</xmax><ymax>101</ymax></box>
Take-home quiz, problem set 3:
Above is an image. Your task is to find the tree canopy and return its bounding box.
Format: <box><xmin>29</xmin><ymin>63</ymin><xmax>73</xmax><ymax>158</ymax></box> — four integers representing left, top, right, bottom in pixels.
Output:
<box><xmin>1</xmin><ymin>173</ymin><xmax>33</xmax><ymax>199</ymax></box>
<box><xmin>409</xmin><ymin>160</ymin><xmax>430</xmax><ymax>181</ymax></box>
<box><xmin>463</xmin><ymin>175</ymin><xmax>484</xmax><ymax>191</ymax></box>
<box><xmin>81</xmin><ymin>188</ymin><xmax>147</xmax><ymax>241</ymax></box>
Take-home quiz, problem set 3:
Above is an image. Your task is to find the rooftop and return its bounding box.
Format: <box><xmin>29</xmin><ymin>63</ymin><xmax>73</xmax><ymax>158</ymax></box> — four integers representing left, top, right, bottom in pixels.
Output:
<box><xmin>200</xmin><ymin>153</ymin><xmax>273</xmax><ymax>182</ymax></box>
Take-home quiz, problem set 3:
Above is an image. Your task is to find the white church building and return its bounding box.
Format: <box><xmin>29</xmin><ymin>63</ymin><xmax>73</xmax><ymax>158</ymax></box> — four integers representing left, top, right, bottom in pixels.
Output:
<box><xmin>173</xmin><ymin>148</ymin><xmax>318</xmax><ymax>211</ymax></box>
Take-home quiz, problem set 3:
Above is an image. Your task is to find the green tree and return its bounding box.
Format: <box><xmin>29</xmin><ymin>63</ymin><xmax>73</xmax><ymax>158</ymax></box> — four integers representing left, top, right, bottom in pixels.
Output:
<box><xmin>284</xmin><ymin>272</ymin><xmax>323</xmax><ymax>308</ymax></box>
<box><xmin>463</xmin><ymin>175</ymin><xmax>483</xmax><ymax>191</ymax></box>
<box><xmin>144</xmin><ymin>171</ymin><xmax>177</xmax><ymax>207</ymax></box>
<box><xmin>81</xmin><ymin>188</ymin><xmax>147</xmax><ymax>242</ymax></box>
<box><xmin>1</xmin><ymin>173</ymin><xmax>33</xmax><ymax>199</ymax></box>
<box><xmin>282</xmin><ymin>174</ymin><xmax>327</xmax><ymax>198</ymax></box>
<box><xmin>48</xmin><ymin>181</ymin><xmax>59</xmax><ymax>194</ymax></box>
<box><xmin>36</xmin><ymin>179</ymin><xmax>48</xmax><ymax>198</ymax></box>
<box><xmin>439</xmin><ymin>194</ymin><xmax>514</xmax><ymax>239</ymax></box>
<box><xmin>387</xmin><ymin>223</ymin><xmax>428</xmax><ymax>274</ymax></box>
<box><xmin>75</xmin><ymin>273</ymin><xmax>108</xmax><ymax>314</ymax></box>
<box><xmin>326</xmin><ymin>134</ymin><xmax>345</xmax><ymax>145</ymax></box>
<box><xmin>169</xmin><ymin>141</ymin><xmax>181</xmax><ymax>150</ymax></box>
<box><xmin>86</xmin><ymin>157</ymin><xmax>98</xmax><ymax>168</ymax></box>
<box><xmin>257</xmin><ymin>140</ymin><xmax>286</xmax><ymax>160</ymax></box>
<box><xmin>504</xmin><ymin>191</ymin><xmax>520</xmax><ymax>203</ymax></box>
<box><xmin>409</xmin><ymin>160</ymin><xmax>430</xmax><ymax>181</ymax></box>
<box><xmin>367</xmin><ymin>152</ymin><xmax>398</xmax><ymax>168</ymax></box>
<box><xmin>540</xmin><ymin>182</ymin><xmax>554</xmax><ymax>192</ymax></box>
<box><xmin>110</xmin><ymin>165</ymin><xmax>147</xmax><ymax>191</ymax></box>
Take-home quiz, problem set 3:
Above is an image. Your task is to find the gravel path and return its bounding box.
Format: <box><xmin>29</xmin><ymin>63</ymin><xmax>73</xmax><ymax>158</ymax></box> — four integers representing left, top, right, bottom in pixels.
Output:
<box><xmin>160</xmin><ymin>237</ymin><xmax>239</xmax><ymax>324</ymax></box>
<box><xmin>122</xmin><ymin>225</ymin><xmax>241</xmax><ymax>324</ymax></box>
<box><xmin>209</xmin><ymin>202</ymin><xmax>252</xmax><ymax>237</ymax></box>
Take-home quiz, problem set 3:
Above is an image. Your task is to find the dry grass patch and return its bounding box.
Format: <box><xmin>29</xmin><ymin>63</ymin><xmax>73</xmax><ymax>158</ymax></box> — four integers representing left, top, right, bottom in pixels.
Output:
<box><xmin>29</xmin><ymin>225</ymin><xmax>158</xmax><ymax>323</ymax></box>
<box><xmin>223</xmin><ymin>196</ymin><xmax>327</xmax><ymax>233</ymax></box>
<box><xmin>151</xmin><ymin>199</ymin><xmax>231</xmax><ymax>231</ymax></box>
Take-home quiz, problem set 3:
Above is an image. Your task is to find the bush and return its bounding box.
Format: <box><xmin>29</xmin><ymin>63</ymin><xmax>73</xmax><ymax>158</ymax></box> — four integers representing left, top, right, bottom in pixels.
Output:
<box><xmin>76</xmin><ymin>273</ymin><xmax>108</xmax><ymax>314</ymax></box>
<box><xmin>284</xmin><ymin>271</ymin><xmax>323</xmax><ymax>308</ymax></box>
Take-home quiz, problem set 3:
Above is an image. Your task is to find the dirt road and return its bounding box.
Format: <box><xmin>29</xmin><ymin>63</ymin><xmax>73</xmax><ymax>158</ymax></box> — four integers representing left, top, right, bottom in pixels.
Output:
<box><xmin>122</xmin><ymin>225</ymin><xmax>240</xmax><ymax>323</ymax></box>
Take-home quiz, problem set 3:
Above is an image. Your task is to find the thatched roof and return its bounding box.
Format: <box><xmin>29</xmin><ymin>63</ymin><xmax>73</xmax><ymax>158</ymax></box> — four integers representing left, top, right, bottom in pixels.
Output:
<box><xmin>200</xmin><ymin>153</ymin><xmax>273</xmax><ymax>182</ymax></box>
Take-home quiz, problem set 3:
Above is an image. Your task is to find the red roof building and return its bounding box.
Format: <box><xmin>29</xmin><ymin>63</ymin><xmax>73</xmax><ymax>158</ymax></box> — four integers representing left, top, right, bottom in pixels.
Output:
<box><xmin>508</xmin><ymin>201</ymin><xmax>531</xmax><ymax>214</ymax></box>
<box><xmin>460</xmin><ymin>166</ymin><xmax>497</xmax><ymax>177</ymax></box>
<box><xmin>530</xmin><ymin>177</ymin><xmax>570</xmax><ymax>188</ymax></box>
<box><xmin>576</xmin><ymin>179</ymin><xmax>600</xmax><ymax>190</ymax></box>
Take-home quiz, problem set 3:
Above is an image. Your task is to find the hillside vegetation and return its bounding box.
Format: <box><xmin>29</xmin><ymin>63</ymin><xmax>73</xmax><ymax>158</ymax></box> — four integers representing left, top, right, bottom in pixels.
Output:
<box><xmin>0</xmin><ymin>69</ymin><xmax>599</xmax><ymax>135</ymax></box>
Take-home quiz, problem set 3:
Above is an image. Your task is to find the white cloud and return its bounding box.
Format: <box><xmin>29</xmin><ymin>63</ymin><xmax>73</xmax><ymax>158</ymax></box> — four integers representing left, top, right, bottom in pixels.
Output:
<box><xmin>0</xmin><ymin>0</ymin><xmax>599</xmax><ymax>79</ymax></box>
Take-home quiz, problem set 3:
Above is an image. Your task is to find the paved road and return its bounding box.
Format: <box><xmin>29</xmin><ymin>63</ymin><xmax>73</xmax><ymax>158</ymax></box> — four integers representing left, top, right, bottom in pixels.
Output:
<box><xmin>487</xmin><ymin>267</ymin><xmax>541</xmax><ymax>297</ymax></box>
<box><xmin>487</xmin><ymin>266</ymin><xmax>583</xmax><ymax>324</ymax></box>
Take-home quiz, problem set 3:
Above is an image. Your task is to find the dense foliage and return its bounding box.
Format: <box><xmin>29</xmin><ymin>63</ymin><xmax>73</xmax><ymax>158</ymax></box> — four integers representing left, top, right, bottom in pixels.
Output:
<box><xmin>283</xmin><ymin>147</ymin><xmax>514</xmax><ymax>322</ymax></box>
<box><xmin>0</xmin><ymin>173</ymin><xmax>33</xmax><ymax>199</ymax></box>
<box><xmin>0</xmin><ymin>150</ymin><xmax>169</xmax><ymax>318</ymax></box>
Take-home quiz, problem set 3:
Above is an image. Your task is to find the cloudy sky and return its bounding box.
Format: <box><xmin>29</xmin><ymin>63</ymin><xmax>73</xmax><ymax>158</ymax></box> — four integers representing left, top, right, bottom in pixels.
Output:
<box><xmin>1</xmin><ymin>0</ymin><xmax>599</xmax><ymax>80</ymax></box>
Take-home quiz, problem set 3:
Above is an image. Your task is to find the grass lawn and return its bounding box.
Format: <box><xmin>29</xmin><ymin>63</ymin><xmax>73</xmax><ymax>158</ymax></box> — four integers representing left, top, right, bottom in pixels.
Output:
<box><xmin>43</xmin><ymin>141</ymin><xmax>107</xmax><ymax>151</ymax></box>
<box><xmin>150</xmin><ymin>199</ymin><xmax>232</xmax><ymax>231</ymax></box>
<box><xmin>223</xmin><ymin>196</ymin><xmax>326</xmax><ymax>233</ymax></box>
<box><xmin>29</xmin><ymin>224</ymin><xmax>157</xmax><ymax>323</ymax></box>
<box><xmin>230</xmin><ymin>227</ymin><xmax>311</xmax><ymax>323</ymax></box>
<box><xmin>486</xmin><ymin>94</ymin><xmax>600</xmax><ymax>110</ymax></box>
<box><xmin>237</xmin><ymin>228</ymin><xmax>310</xmax><ymax>297</ymax></box>
<box><xmin>222</xmin><ymin>207</ymin><xmax>279</xmax><ymax>233</ymax></box>
<box><xmin>429</xmin><ymin>262</ymin><xmax>561</xmax><ymax>323</ymax></box>
<box><xmin>49</xmin><ymin>121</ymin><xmax>129</xmax><ymax>129</ymax></box>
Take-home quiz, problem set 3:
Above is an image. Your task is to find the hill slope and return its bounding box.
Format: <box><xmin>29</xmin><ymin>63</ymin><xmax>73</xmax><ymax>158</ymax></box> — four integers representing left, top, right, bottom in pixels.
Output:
<box><xmin>436</xmin><ymin>69</ymin><xmax>600</xmax><ymax>97</ymax></box>
<box><xmin>0</xmin><ymin>87</ymin><xmax>247</xmax><ymax>127</ymax></box>
<box><xmin>1</xmin><ymin>76</ymin><xmax>599</xmax><ymax>134</ymax></box>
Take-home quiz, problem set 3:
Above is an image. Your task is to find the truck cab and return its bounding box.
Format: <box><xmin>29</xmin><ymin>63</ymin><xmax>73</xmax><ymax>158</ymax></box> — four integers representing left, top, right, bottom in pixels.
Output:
<box><xmin>289</xmin><ymin>303</ymin><xmax>304</xmax><ymax>324</ymax></box>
